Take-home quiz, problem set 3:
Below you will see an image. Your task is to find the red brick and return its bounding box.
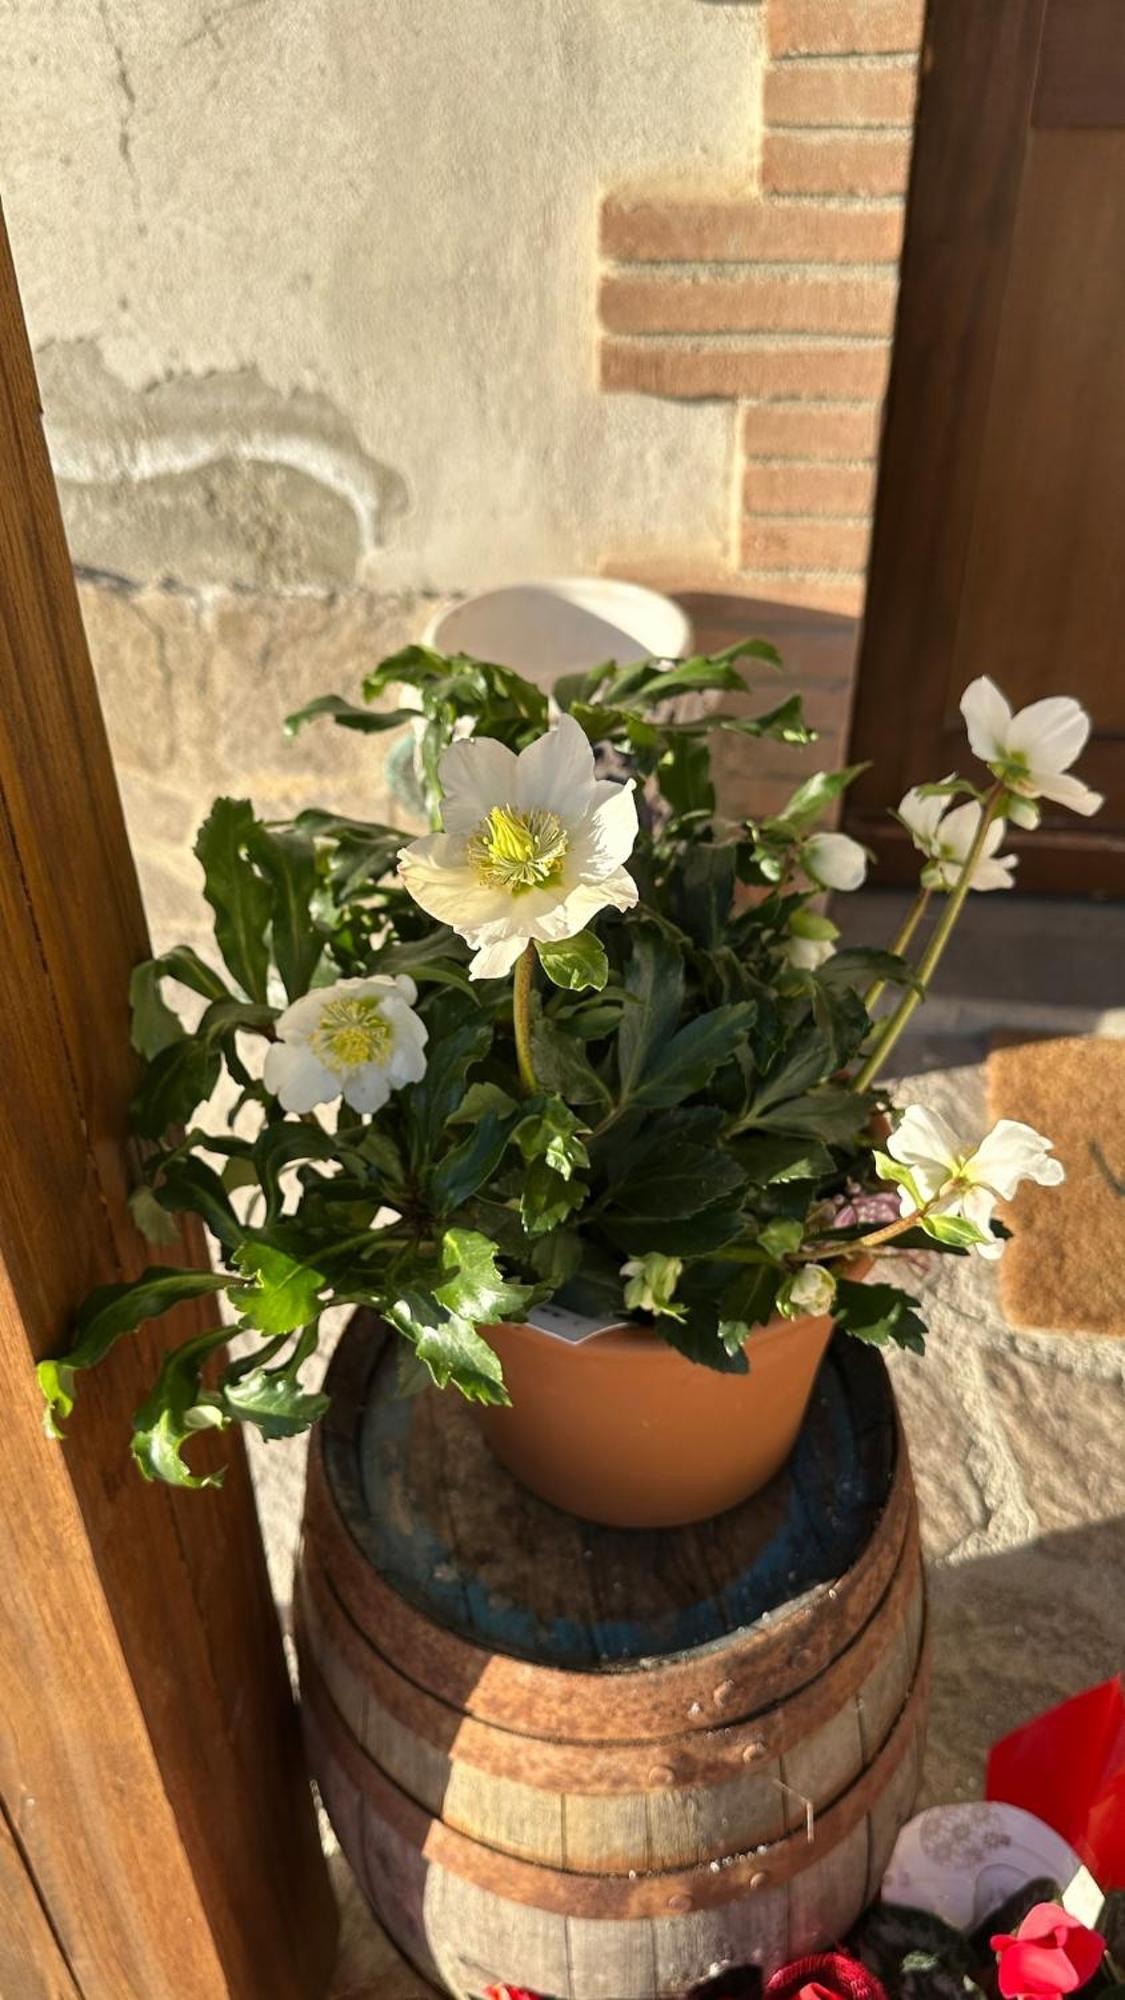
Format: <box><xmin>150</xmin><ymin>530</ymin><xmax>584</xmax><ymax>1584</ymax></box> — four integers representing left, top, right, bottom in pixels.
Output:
<box><xmin>743</xmin><ymin>401</ymin><xmax>883</xmax><ymax>460</ymax></box>
<box><xmin>600</xmin><ymin>339</ymin><xmax>890</xmax><ymax>402</ymax></box>
<box><xmin>599</xmin><ymin>272</ymin><xmax>897</xmax><ymax>339</ymax></box>
<box><xmin>737</xmin><ymin>572</ymin><xmax>868</xmax><ymax>614</ymax></box>
<box><xmin>763</xmin><ymin>131</ymin><xmax>913</xmax><ymax>197</ymax></box>
<box><xmin>769</xmin><ymin>0</ymin><xmax>924</xmax><ymax>57</ymax></box>
<box><xmin>741</xmin><ymin>517</ymin><xmax>872</xmax><ymax>572</ymax></box>
<box><xmin>765</xmin><ymin>59</ymin><xmax>918</xmax><ymax>127</ymax></box>
<box><xmin>744</xmin><ymin>461</ymin><xmax>877</xmax><ymax>516</ymax></box>
<box><xmin>600</xmin><ymin>193</ymin><xmax>904</xmax><ymax>264</ymax></box>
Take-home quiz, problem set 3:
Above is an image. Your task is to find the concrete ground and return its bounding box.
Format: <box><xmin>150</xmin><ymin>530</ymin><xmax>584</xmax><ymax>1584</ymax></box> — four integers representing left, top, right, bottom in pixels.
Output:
<box><xmin>246</xmin><ymin>892</ymin><xmax>1125</xmax><ymax>1999</ymax></box>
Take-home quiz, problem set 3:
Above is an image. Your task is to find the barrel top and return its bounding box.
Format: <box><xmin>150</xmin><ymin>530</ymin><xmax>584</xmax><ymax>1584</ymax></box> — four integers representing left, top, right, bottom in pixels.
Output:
<box><xmin>320</xmin><ymin>1318</ymin><xmax>897</xmax><ymax>1674</ymax></box>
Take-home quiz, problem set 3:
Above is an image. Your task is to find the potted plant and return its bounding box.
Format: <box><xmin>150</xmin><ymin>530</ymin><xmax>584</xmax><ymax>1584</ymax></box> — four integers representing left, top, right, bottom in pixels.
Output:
<box><xmin>37</xmin><ymin>644</ymin><xmax>1099</xmax><ymax>1526</ymax></box>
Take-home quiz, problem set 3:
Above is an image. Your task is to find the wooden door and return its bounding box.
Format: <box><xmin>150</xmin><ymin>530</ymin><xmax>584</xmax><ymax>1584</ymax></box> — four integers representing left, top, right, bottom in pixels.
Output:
<box><xmin>0</xmin><ymin>209</ymin><xmax>337</xmax><ymax>1998</ymax></box>
<box><xmin>847</xmin><ymin>0</ymin><xmax>1125</xmax><ymax>893</ymax></box>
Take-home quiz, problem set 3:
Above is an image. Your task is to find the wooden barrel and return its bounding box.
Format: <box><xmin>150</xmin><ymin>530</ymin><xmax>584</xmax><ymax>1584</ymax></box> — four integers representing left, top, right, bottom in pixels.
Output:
<box><xmin>297</xmin><ymin>1314</ymin><xmax>928</xmax><ymax>2000</ymax></box>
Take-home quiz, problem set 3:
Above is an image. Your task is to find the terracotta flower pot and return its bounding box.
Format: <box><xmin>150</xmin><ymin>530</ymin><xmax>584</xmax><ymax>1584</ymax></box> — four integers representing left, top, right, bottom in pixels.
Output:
<box><xmin>476</xmin><ymin>1303</ymin><xmax>842</xmax><ymax>1529</ymax></box>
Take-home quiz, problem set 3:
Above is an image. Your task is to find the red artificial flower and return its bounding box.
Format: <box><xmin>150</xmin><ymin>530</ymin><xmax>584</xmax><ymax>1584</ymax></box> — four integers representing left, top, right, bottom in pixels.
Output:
<box><xmin>990</xmin><ymin>1901</ymin><xmax>1106</xmax><ymax>1998</ymax></box>
<box><xmin>483</xmin><ymin>1988</ymin><xmax>540</xmax><ymax>2000</ymax></box>
<box><xmin>764</xmin><ymin>1952</ymin><xmax>888</xmax><ymax>2000</ymax></box>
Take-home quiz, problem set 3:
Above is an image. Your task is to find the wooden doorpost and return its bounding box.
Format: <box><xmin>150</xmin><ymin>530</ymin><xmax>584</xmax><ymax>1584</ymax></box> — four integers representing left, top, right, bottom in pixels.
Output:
<box><xmin>0</xmin><ymin>211</ymin><xmax>337</xmax><ymax>1998</ymax></box>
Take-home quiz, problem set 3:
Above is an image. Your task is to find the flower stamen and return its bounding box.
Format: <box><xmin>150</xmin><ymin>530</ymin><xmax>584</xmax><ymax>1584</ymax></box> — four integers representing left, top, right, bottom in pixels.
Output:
<box><xmin>310</xmin><ymin>995</ymin><xmax>394</xmax><ymax>1073</ymax></box>
<box><xmin>466</xmin><ymin>804</ymin><xmax>569</xmax><ymax>893</ymax></box>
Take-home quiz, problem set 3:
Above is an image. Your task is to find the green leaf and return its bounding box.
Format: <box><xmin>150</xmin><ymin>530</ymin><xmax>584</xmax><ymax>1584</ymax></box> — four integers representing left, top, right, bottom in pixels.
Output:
<box><xmin>388</xmin><ymin>1291</ymin><xmax>509</xmax><ymax>1404</ymax></box>
<box><xmin>514</xmin><ymin>1097</ymin><xmax>590</xmax><ymax>1180</ymax></box>
<box><xmin>668</xmin><ymin>843</ymin><xmax>738</xmax><ymax>950</ymax></box>
<box><xmin>720</xmin><ymin>1262</ymin><xmax>782</xmax><ymax>1335</ymax></box>
<box><xmin>918</xmin><ymin>1212</ymin><xmax>990</xmax><ymax>1249</ymax></box>
<box><xmin>130</xmin><ymin>1327</ymin><xmax>231</xmax><ymax>1488</ymax></box>
<box><xmin>736</xmin><ymin>1134</ymin><xmax>836</xmax><ymax>1184</ymax></box>
<box><xmin>605</xmin><ymin>1203</ymin><xmax>746</xmax><ymax>1257</ymax></box>
<box><xmin>617</xmin><ymin>926</ymin><xmax>684</xmax><ymax>1100</ymax></box>
<box><xmin>194</xmin><ymin>798</ymin><xmax>273</xmax><ymax>1003</ymax></box>
<box><xmin>758</xmin><ymin>1216</ymin><xmax>804</xmax><ymax>1259</ymax></box>
<box><xmin>143</xmin><ymin>945</ymin><xmax>233</xmax><ymax>1003</ymax></box>
<box><xmin>529</xmin><ymin>1014</ymin><xmax>612</xmax><ymax>1107</ymax></box>
<box><xmin>220</xmin><ymin>1360</ymin><xmax>330</xmax><ymax>1441</ymax></box>
<box><xmin>519</xmin><ymin>1158</ymin><xmax>587</xmax><ymax>1236</ymax></box>
<box><xmin>284</xmin><ymin>692</ymin><xmax>416</xmax><ymax>737</ymax></box>
<box><xmin>449</xmin><ymin>1081</ymin><xmax>518</xmax><ymax>1124</ymax></box>
<box><xmin>771</xmin><ymin>763</ymin><xmax>868</xmax><ymax>832</ymax></box>
<box><xmin>236</xmin><ymin>1240</ymin><xmax>326</xmax><ymax>1334</ymax></box>
<box><xmin>429</xmin><ymin>1110</ymin><xmax>515</xmax><ymax>1213</ymax></box>
<box><xmin>654</xmin><ymin>1305</ymin><xmax>750</xmax><ymax>1374</ymax></box>
<box><xmin>630</xmin><ymin>1003</ymin><xmax>755</xmax><ymax>1110</ymax></box>
<box><xmin>834</xmin><ymin>1278</ymin><xmax>926</xmax><ymax>1353</ymax></box>
<box><xmin>434</xmin><ymin>1228</ymin><xmax>536</xmax><ymax>1323</ymax></box>
<box><xmin>745</xmin><ymin>1022</ymin><xmax>834</xmax><ymax>1118</ymax></box>
<box><xmin>129</xmin><ymin>961</ymin><xmax>186</xmax><ymax>1058</ymax></box>
<box><xmin>657</xmin><ymin>733</ymin><xmax>715</xmax><ymax>818</ymax></box>
<box><xmin>247</xmin><ymin>824</ymin><xmax>321</xmax><ymax>1001</ymax></box>
<box><xmin>535</xmin><ymin>932</ymin><xmax>609</xmax><ymax>993</ymax></box>
<box><xmin>38</xmin><ymin>1267</ymin><xmax>231</xmax><ymax>1432</ymax></box>
<box><xmin>818</xmin><ymin>948</ymin><xmax>922</xmax><ymax>994</ymax></box>
<box><xmin>611</xmin><ymin>1142</ymin><xmax>744</xmax><ymax>1219</ymax></box>
<box><xmin>153</xmin><ymin>1157</ymin><xmax>245</xmax><ymax>1252</ymax></box>
<box><xmin>128</xmin><ymin>1183</ymin><xmax>181</xmax><ymax>1245</ymax></box>
<box><xmin>748</xmin><ymin>1084</ymin><xmax>875</xmax><ymax>1143</ymax></box>
<box><xmin>402</xmin><ymin>998</ymin><xmax>493</xmax><ymax>1165</ymax></box>
<box><xmin>251</xmin><ymin>1120</ymin><xmax>343</xmax><ymax>1223</ymax></box>
<box><xmin>131</xmin><ymin>1035</ymin><xmax>222</xmax><ymax>1140</ymax></box>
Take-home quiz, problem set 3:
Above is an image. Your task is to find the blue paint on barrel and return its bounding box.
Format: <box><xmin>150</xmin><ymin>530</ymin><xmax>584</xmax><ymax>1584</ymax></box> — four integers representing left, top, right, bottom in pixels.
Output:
<box><xmin>330</xmin><ymin>1329</ymin><xmax>895</xmax><ymax>1672</ymax></box>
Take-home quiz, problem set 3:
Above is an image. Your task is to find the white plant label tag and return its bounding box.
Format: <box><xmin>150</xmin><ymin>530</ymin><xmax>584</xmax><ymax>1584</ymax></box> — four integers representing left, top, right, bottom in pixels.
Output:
<box><xmin>526</xmin><ymin>1301</ymin><xmax>628</xmax><ymax>1346</ymax></box>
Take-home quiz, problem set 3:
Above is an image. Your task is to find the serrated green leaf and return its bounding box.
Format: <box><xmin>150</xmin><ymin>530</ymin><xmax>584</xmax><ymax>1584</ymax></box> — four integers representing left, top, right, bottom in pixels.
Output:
<box><xmin>535</xmin><ymin>932</ymin><xmax>609</xmax><ymax>992</ymax></box>
<box><xmin>529</xmin><ymin>1014</ymin><xmax>612</xmax><ymax>1107</ymax></box>
<box><xmin>434</xmin><ymin>1228</ymin><xmax>535</xmax><ymax>1323</ymax></box>
<box><xmin>429</xmin><ymin>1110</ymin><xmax>515</xmax><ymax>1213</ymax></box>
<box><xmin>388</xmin><ymin>1291</ymin><xmax>509</xmax><ymax>1404</ymax></box>
<box><xmin>154</xmin><ymin>1156</ymin><xmax>245</xmax><ymax>1251</ymax></box>
<box><xmin>519</xmin><ymin>1158</ymin><xmax>588</xmax><ymax>1235</ymax></box>
<box><xmin>284</xmin><ymin>692</ymin><xmax>417</xmax><ymax>737</ymax></box>
<box><xmin>194</xmin><ymin>798</ymin><xmax>273</xmax><ymax>1003</ymax></box>
<box><xmin>611</xmin><ymin>1142</ymin><xmax>744</xmax><ymax>1219</ymax></box>
<box><xmin>38</xmin><ymin>1267</ymin><xmax>231</xmax><ymax>1431</ymax></box>
<box><xmin>402</xmin><ymin>998</ymin><xmax>493</xmax><ymax>1164</ymax></box>
<box><xmin>236</xmin><ymin>1240</ymin><xmax>326</xmax><ymax>1334</ymax></box>
<box><xmin>220</xmin><ymin>1363</ymin><xmax>330</xmax><ymax>1441</ymax></box>
<box><xmin>771</xmin><ymin>763</ymin><xmax>868</xmax><ymax>832</ymax></box>
<box><xmin>129</xmin><ymin>961</ymin><xmax>187</xmax><ymax>1059</ymax></box>
<box><xmin>130</xmin><ymin>1327</ymin><xmax>231</xmax><ymax>1488</ymax></box>
<box><xmin>131</xmin><ymin>1035</ymin><xmax>223</xmax><ymax>1140</ymax></box>
<box><xmin>630</xmin><ymin>1003</ymin><xmax>755</xmax><ymax>1110</ymax></box>
<box><xmin>251</xmin><ymin>1119</ymin><xmax>342</xmax><ymax>1222</ymax></box>
<box><xmin>247</xmin><ymin>824</ymin><xmax>322</xmax><ymax>1001</ymax></box>
<box><xmin>449</xmin><ymin>1080</ymin><xmax>518</xmax><ymax>1124</ymax></box>
<box><xmin>513</xmin><ymin>1098</ymin><xmax>590</xmax><ymax>1180</ymax></box>
<box><xmin>735</xmin><ymin>1134</ymin><xmax>836</xmax><ymax>1185</ymax></box>
<box><xmin>617</xmin><ymin>925</ymin><xmax>685</xmax><ymax>1101</ymax></box>
<box><xmin>835</xmin><ymin>1278</ymin><xmax>926</xmax><ymax>1353</ymax></box>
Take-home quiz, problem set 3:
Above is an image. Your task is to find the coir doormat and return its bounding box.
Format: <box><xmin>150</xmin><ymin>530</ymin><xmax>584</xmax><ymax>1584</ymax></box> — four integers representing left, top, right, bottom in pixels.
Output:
<box><xmin>986</xmin><ymin>1035</ymin><xmax>1125</xmax><ymax>1336</ymax></box>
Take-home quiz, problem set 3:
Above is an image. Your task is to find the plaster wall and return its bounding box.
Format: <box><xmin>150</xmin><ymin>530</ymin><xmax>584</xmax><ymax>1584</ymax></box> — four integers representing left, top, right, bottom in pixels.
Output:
<box><xmin>2</xmin><ymin>0</ymin><xmax>765</xmax><ymax>591</ymax></box>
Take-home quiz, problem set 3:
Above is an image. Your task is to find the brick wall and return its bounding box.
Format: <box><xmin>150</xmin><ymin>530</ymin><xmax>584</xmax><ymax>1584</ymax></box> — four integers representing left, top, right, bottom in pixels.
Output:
<box><xmin>598</xmin><ymin>0</ymin><xmax>923</xmax><ymax>620</ymax></box>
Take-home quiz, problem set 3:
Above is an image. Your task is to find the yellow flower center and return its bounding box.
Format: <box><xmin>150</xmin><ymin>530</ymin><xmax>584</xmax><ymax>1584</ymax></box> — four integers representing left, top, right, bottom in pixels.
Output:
<box><xmin>310</xmin><ymin>996</ymin><xmax>393</xmax><ymax>1073</ymax></box>
<box><xmin>465</xmin><ymin>803</ymin><xmax>569</xmax><ymax>893</ymax></box>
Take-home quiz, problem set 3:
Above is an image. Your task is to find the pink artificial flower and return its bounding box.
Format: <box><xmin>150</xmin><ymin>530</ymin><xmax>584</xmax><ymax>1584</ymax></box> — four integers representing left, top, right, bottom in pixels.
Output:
<box><xmin>990</xmin><ymin>1901</ymin><xmax>1106</xmax><ymax>1998</ymax></box>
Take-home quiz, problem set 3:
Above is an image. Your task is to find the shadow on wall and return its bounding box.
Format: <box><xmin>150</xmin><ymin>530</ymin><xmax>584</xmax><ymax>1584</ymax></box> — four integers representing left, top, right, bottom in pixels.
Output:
<box><xmin>36</xmin><ymin>338</ymin><xmax>408</xmax><ymax>590</ymax></box>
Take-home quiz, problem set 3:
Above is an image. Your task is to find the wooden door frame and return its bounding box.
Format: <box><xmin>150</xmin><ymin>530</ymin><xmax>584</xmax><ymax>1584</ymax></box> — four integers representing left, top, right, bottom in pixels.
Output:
<box><xmin>0</xmin><ymin>209</ymin><xmax>337</xmax><ymax>1998</ymax></box>
<box><xmin>846</xmin><ymin>0</ymin><xmax>1123</xmax><ymax>894</ymax></box>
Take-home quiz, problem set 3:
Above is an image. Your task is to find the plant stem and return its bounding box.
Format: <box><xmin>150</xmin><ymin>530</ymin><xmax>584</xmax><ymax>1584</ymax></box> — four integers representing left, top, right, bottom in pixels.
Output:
<box><xmin>852</xmin><ymin>784</ymin><xmax>1003</xmax><ymax>1093</ymax></box>
<box><xmin>513</xmin><ymin>943</ymin><xmax>538</xmax><ymax>1095</ymax></box>
<box><xmin>862</xmin><ymin>886</ymin><xmax>931</xmax><ymax>1015</ymax></box>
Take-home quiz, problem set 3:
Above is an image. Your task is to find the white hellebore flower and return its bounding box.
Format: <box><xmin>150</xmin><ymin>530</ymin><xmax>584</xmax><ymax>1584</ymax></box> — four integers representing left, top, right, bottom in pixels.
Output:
<box><xmin>779</xmin><ymin>1263</ymin><xmax>837</xmax><ymax>1319</ymax></box>
<box><xmin>802</xmin><ymin>830</ymin><xmax>869</xmax><ymax>893</ymax></box>
<box><xmin>621</xmin><ymin>1252</ymin><xmax>684</xmax><ymax>1318</ymax></box>
<box><xmin>960</xmin><ymin>677</ymin><xmax>1104</xmax><ymax>817</ymax></box>
<box><xmin>263</xmin><ymin>975</ymin><xmax>428</xmax><ymax>1114</ymax></box>
<box><xmin>781</xmin><ymin>907</ymin><xmax>839</xmax><ymax>971</ymax></box>
<box><xmin>398</xmin><ymin>715</ymin><xmax>639</xmax><ymax>979</ymax></box>
<box><xmin>898</xmin><ymin>789</ymin><xmax>1017</xmax><ymax>891</ymax></box>
<box><xmin>881</xmin><ymin>1105</ymin><xmax>1064</xmax><ymax>1259</ymax></box>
